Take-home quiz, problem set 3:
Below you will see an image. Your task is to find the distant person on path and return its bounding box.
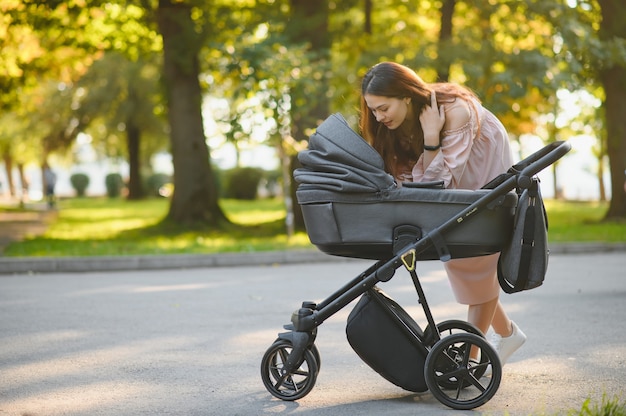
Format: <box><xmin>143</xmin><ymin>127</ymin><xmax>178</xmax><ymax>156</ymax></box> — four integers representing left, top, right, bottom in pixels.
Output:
<box><xmin>43</xmin><ymin>163</ymin><xmax>57</xmax><ymax>209</ymax></box>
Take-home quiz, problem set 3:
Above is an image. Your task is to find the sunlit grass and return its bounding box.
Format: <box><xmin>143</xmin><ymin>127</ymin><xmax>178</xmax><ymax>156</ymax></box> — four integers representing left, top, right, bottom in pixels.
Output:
<box><xmin>221</xmin><ymin>198</ymin><xmax>287</xmax><ymax>225</ymax></box>
<box><xmin>1</xmin><ymin>196</ymin><xmax>624</xmax><ymax>257</ymax></box>
<box><xmin>544</xmin><ymin>199</ymin><xmax>626</xmax><ymax>242</ymax></box>
<box><xmin>566</xmin><ymin>394</ymin><xmax>626</xmax><ymax>416</ymax></box>
<box><xmin>2</xmin><ymin>197</ymin><xmax>313</xmax><ymax>257</ymax></box>
<box><xmin>39</xmin><ymin>198</ymin><xmax>167</xmax><ymax>240</ymax></box>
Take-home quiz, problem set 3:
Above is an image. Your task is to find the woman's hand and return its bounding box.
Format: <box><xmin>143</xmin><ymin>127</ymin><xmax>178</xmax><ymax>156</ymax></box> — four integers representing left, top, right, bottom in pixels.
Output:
<box><xmin>419</xmin><ymin>91</ymin><xmax>445</xmax><ymax>145</ymax></box>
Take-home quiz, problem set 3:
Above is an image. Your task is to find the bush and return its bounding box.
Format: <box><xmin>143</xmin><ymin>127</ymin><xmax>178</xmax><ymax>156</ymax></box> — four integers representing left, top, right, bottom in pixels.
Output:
<box><xmin>105</xmin><ymin>173</ymin><xmax>124</xmax><ymax>198</ymax></box>
<box><xmin>145</xmin><ymin>173</ymin><xmax>171</xmax><ymax>197</ymax></box>
<box><xmin>222</xmin><ymin>167</ymin><xmax>263</xmax><ymax>200</ymax></box>
<box><xmin>69</xmin><ymin>173</ymin><xmax>90</xmax><ymax>197</ymax></box>
<box><xmin>260</xmin><ymin>169</ymin><xmax>282</xmax><ymax>198</ymax></box>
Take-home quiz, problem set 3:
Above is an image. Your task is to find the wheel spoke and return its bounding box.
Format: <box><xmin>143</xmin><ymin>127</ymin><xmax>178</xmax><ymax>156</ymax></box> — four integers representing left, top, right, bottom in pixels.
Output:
<box><xmin>466</xmin><ymin>372</ymin><xmax>486</xmax><ymax>392</ymax></box>
<box><xmin>274</xmin><ymin>373</ymin><xmax>290</xmax><ymax>390</ymax></box>
<box><xmin>292</xmin><ymin>368</ymin><xmax>310</xmax><ymax>377</ymax></box>
<box><xmin>285</xmin><ymin>374</ymin><xmax>299</xmax><ymax>392</ymax></box>
<box><xmin>278</xmin><ymin>348</ymin><xmax>290</xmax><ymax>364</ymax></box>
<box><xmin>461</xmin><ymin>342</ymin><xmax>472</xmax><ymax>365</ymax></box>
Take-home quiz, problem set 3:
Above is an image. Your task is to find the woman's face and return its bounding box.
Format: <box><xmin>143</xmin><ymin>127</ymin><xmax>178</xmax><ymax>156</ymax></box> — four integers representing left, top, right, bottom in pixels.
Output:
<box><xmin>364</xmin><ymin>94</ymin><xmax>410</xmax><ymax>130</ymax></box>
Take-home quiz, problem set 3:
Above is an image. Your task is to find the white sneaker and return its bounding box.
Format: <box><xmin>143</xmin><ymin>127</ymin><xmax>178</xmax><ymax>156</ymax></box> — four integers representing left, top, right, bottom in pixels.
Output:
<box><xmin>490</xmin><ymin>321</ymin><xmax>527</xmax><ymax>365</ymax></box>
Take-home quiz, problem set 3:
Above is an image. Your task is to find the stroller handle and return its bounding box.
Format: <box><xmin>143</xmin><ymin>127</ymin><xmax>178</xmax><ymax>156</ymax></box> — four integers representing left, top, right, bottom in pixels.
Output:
<box><xmin>513</xmin><ymin>141</ymin><xmax>571</xmax><ymax>188</ymax></box>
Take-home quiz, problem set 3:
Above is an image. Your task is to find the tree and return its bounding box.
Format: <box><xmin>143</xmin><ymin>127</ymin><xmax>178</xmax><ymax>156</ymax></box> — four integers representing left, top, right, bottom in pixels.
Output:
<box><xmin>66</xmin><ymin>2</ymin><xmax>169</xmax><ymax>201</ymax></box>
<box><xmin>286</xmin><ymin>0</ymin><xmax>332</xmax><ymax>229</ymax></box>
<box><xmin>555</xmin><ymin>0</ymin><xmax>626</xmax><ymax>217</ymax></box>
<box><xmin>4</xmin><ymin>0</ymin><xmax>623</xmax><ymax>225</ymax></box>
<box><xmin>597</xmin><ymin>0</ymin><xmax>626</xmax><ymax>219</ymax></box>
<box><xmin>156</xmin><ymin>0</ymin><xmax>228</xmax><ymax>225</ymax></box>
<box><xmin>0</xmin><ymin>1</ymin><xmax>101</xmax><ymax>199</ymax></box>
<box><xmin>436</xmin><ymin>0</ymin><xmax>455</xmax><ymax>82</ymax></box>
<box><xmin>75</xmin><ymin>52</ymin><xmax>168</xmax><ymax>200</ymax></box>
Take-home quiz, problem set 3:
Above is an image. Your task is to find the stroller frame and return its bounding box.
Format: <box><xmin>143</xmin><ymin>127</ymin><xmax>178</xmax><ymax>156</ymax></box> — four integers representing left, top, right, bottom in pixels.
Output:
<box><xmin>261</xmin><ymin>141</ymin><xmax>571</xmax><ymax>410</ymax></box>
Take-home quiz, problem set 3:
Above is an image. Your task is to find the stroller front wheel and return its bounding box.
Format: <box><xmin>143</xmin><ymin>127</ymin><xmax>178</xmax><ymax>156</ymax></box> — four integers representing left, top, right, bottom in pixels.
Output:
<box><xmin>271</xmin><ymin>337</ymin><xmax>321</xmax><ymax>374</ymax></box>
<box><xmin>424</xmin><ymin>333</ymin><xmax>502</xmax><ymax>410</ymax></box>
<box><xmin>260</xmin><ymin>339</ymin><xmax>319</xmax><ymax>401</ymax></box>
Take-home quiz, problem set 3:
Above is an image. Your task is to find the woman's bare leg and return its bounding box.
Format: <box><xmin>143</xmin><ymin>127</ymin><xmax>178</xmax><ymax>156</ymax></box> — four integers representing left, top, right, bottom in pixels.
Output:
<box><xmin>467</xmin><ymin>297</ymin><xmax>498</xmax><ymax>359</ymax></box>
<box><xmin>467</xmin><ymin>296</ymin><xmax>499</xmax><ymax>335</ymax></box>
<box><xmin>490</xmin><ymin>301</ymin><xmax>513</xmax><ymax>336</ymax></box>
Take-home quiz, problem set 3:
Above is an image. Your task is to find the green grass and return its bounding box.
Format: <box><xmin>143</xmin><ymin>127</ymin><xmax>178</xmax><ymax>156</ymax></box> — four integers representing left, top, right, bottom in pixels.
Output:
<box><xmin>506</xmin><ymin>394</ymin><xmax>626</xmax><ymax>416</ymax></box>
<box><xmin>567</xmin><ymin>394</ymin><xmax>626</xmax><ymax>416</ymax></box>
<box><xmin>2</xmin><ymin>197</ymin><xmax>312</xmax><ymax>257</ymax></box>
<box><xmin>545</xmin><ymin>199</ymin><xmax>626</xmax><ymax>243</ymax></box>
<box><xmin>1</xmin><ymin>197</ymin><xmax>624</xmax><ymax>257</ymax></box>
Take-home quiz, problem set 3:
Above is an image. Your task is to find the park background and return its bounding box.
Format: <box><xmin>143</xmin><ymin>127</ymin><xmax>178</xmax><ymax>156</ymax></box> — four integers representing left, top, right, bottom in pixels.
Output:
<box><xmin>2</xmin><ymin>4</ymin><xmax>626</xmax><ymax>415</ymax></box>
<box><xmin>1</xmin><ymin>0</ymin><xmax>625</xmax><ymax>254</ymax></box>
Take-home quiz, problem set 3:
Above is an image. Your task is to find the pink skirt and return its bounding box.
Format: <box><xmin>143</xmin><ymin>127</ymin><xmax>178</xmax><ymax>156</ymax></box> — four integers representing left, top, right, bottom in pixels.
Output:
<box><xmin>443</xmin><ymin>253</ymin><xmax>501</xmax><ymax>305</ymax></box>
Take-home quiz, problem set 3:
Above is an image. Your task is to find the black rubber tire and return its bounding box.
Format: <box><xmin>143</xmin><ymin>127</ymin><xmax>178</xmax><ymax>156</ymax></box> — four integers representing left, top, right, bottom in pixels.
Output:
<box><xmin>423</xmin><ymin>319</ymin><xmax>483</xmax><ymax>346</ymax></box>
<box><xmin>271</xmin><ymin>337</ymin><xmax>321</xmax><ymax>374</ymax></box>
<box><xmin>424</xmin><ymin>333</ymin><xmax>502</xmax><ymax>410</ymax></box>
<box><xmin>260</xmin><ymin>339</ymin><xmax>318</xmax><ymax>401</ymax></box>
<box><xmin>424</xmin><ymin>320</ymin><xmax>490</xmax><ymax>385</ymax></box>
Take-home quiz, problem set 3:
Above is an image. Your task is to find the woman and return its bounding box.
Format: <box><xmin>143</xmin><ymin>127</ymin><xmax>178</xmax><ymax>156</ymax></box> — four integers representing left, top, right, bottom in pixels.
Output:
<box><xmin>360</xmin><ymin>61</ymin><xmax>526</xmax><ymax>366</ymax></box>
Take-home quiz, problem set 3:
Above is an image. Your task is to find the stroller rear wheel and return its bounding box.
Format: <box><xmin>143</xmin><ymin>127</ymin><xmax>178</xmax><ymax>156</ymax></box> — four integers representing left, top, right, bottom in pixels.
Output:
<box><xmin>423</xmin><ymin>319</ymin><xmax>483</xmax><ymax>346</ymax></box>
<box><xmin>425</xmin><ymin>333</ymin><xmax>501</xmax><ymax>410</ymax></box>
<box><xmin>424</xmin><ymin>319</ymin><xmax>490</xmax><ymax>385</ymax></box>
<box><xmin>261</xmin><ymin>339</ymin><xmax>319</xmax><ymax>401</ymax></box>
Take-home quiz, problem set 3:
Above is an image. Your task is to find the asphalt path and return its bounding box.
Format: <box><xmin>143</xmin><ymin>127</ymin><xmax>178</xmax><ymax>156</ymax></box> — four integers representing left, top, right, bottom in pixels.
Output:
<box><xmin>1</xmin><ymin>252</ymin><xmax>625</xmax><ymax>416</ymax></box>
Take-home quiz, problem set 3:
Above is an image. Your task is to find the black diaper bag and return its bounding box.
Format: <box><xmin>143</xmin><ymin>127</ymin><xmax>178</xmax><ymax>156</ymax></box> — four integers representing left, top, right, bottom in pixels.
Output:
<box><xmin>346</xmin><ymin>286</ymin><xmax>428</xmax><ymax>392</ymax></box>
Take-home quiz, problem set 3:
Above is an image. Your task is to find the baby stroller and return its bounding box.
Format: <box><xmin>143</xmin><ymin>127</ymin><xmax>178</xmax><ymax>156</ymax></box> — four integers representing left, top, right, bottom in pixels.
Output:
<box><xmin>260</xmin><ymin>114</ymin><xmax>571</xmax><ymax>410</ymax></box>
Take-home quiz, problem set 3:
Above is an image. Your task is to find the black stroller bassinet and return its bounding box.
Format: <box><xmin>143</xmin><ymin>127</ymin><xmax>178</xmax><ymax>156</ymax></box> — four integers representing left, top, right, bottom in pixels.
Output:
<box><xmin>260</xmin><ymin>113</ymin><xmax>571</xmax><ymax>410</ymax></box>
<box><xmin>294</xmin><ymin>113</ymin><xmax>518</xmax><ymax>261</ymax></box>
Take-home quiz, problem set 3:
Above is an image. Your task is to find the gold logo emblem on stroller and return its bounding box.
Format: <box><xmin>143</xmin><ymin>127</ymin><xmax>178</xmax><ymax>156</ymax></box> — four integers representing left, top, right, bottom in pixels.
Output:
<box><xmin>401</xmin><ymin>249</ymin><xmax>416</xmax><ymax>271</ymax></box>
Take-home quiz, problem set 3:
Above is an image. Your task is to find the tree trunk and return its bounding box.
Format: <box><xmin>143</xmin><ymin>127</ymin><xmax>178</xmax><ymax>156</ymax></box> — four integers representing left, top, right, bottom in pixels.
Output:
<box><xmin>364</xmin><ymin>0</ymin><xmax>372</xmax><ymax>34</ymax></box>
<box><xmin>287</xmin><ymin>0</ymin><xmax>331</xmax><ymax>141</ymax></box>
<box><xmin>598</xmin><ymin>151</ymin><xmax>606</xmax><ymax>202</ymax></box>
<box><xmin>126</xmin><ymin>122</ymin><xmax>144</xmax><ymax>200</ymax></box>
<box><xmin>546</xmin><ymin>105</ymin><xmax>561</xmax><ymax>199</ymax></box>
<box><xmin>17</xmin><ymin>163</ymin><xmax>27</xmax><ymax>208</ymax></box>
<box><xmin>598</xmin><ymin>0</ymin><xmax>626</xmax><ymax>219</ymax></box>
<box><xmin>601</xmin><ymin>65</ymin><xmax>626</xmax><ymax>217</ymax></box>
<box><xmin>287</xmin><ymin>0</ymin><xmax>331</xmax><ymax>230</ymax></box>
<box><xmin>3</xmin><ymin>154</ymin><xmax>15</xmax><ymax>197</ymax></box>
<box><xmin>156</xmin><ymin>0</ymin><xmax>228</xmax><ymax>225</ymax></box>
<box><xmin>436</xmin><ymin>0</ymin><xmax>455</xmax><ymax>82</ymax></box>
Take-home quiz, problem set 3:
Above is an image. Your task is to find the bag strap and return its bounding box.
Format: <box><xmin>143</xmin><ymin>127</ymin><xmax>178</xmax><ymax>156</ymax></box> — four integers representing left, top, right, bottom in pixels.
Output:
<box><xmin>513</xmin><ymin>179</ymin><xmax>539</xmax><ymax>292</ymax></box>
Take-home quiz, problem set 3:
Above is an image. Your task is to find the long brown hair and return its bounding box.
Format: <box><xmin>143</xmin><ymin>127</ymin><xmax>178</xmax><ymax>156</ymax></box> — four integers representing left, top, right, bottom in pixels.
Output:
<box><xmin>359</xmin><ymin>62</ymin><xmax>478</xmax><ymax>178</ymax></box>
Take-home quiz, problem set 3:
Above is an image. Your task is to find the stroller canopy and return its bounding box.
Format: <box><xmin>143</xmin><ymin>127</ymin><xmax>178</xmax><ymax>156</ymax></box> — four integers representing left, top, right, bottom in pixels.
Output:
<box><xmin>293</xmin><ymin>113</ymin><xmax>396</xmax><ymax>193</ymax></box>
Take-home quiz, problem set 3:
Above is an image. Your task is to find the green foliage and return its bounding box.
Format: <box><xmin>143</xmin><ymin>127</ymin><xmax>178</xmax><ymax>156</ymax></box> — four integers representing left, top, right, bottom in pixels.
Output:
<box><xmin>75</xmin><ymin>52</ymin><xmax>168</xmax><ymax>160</ymax></box>
<box><xmin>69</xmin><ymin>173</ymin><xmax>90</xmax><ymax>197</ymax></box>
<box><xmin>104</xmin><ymin>173</ymin><xmax>124</xmax><ymax>198</ymax></box>
<box><xmin>569</xmin><ymin>394</ymin><xmax>626</xmax><ymax>416</ymax></box>
<box><xmin>3</xmin><ymin>0</ymin><xmax>626</xmax><ymax>223</ymax></box>
<box><xmin>0</xmin><ymin>1</ymin><xmax>98</xmax><ymax>110</ymax></box>
<box><xmin>222</xmin><ymin>167</ymin><xmax>263</xmax><ymax>200</ymax></box>
<box><xmin>0</xmin><ymin>2</ymin><xmax>166</xmax><ymax>199</ymax></box>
